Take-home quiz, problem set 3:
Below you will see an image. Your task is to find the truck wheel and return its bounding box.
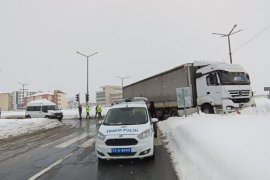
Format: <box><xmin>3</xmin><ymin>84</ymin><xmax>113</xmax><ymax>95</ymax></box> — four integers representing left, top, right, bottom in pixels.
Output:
<box><xmin>201</xmin><ymin>104</ymin><xmax>214</xmax><ymax>114</ymax></box>
<box><xmin>169</xmin><ymin>109</ymin><xmax>179</xmax><ymax>117</ymax></box>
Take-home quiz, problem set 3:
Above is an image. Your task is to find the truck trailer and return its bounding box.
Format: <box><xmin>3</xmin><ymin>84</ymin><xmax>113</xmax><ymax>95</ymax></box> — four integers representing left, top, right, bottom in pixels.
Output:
<box><xmin>123</xmin><ymin>61</ymin><xmax>255</xmax><ymax>119</ymax></box>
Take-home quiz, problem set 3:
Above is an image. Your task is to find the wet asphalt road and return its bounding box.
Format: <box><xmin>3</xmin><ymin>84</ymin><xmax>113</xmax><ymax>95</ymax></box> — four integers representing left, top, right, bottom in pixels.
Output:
<box><xmin>0</xmin><ymin>119</ymin><xmax>178</xmax><ymax>180</ymax></box>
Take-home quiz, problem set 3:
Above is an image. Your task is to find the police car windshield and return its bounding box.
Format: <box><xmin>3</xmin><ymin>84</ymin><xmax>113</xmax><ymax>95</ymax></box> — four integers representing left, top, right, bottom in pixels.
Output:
<box><xmin>103</xmin><ymin>107</ymin><xmax>148</xmax><ymax>125</ymax></box>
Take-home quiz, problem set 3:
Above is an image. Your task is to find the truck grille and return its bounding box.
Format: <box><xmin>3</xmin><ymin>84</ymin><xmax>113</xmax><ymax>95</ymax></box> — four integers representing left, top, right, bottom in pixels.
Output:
<box><xmin>105</xmin><ymin>138</ymin><xmax>138</xmax><ymax>146</ymax></box>
<box><xmin>231</xmin><ymin>98</ymin><xmax>250</xmax><ymax>103</ymax></box>
<box><xmin>229</xmin><ymin>90</ymin><xmax>250</xmax><ymax>97</ymax></box>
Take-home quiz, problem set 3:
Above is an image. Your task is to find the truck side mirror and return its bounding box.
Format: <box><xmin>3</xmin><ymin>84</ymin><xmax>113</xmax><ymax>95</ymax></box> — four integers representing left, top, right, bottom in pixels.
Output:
<box><xmin>246</xmin><ymin>73</ymin><xmax>250</xmax><ymax>81</ymax></box>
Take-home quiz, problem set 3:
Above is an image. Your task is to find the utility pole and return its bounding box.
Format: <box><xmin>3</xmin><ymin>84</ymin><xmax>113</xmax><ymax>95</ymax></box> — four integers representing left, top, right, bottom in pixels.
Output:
<box><xmin>115</xmin><ymin>76</ymin><xmax>130</xmax><ymax>98</ymax></box>
<box><xmin>18</xmin><ymin>82</ymin><xmax>29</xmax><ymax>110</ymax></box>
<box><xmin>76</xmin><ymin>51</ymin><xmax>98</xmax><ymax>104</ymax></box>
<box><xmin>212</xmin><ymin>24</ymin><xmax>243</xmax><ymax>64</ymax></box>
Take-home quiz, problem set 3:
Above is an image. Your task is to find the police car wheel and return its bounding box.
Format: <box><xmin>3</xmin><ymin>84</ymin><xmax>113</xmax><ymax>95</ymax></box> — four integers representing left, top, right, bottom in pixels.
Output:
<box><xmin>148</xmin><ymin>147</ymin><xmax>155</xmax><ymax>160</ymax></box>
<box><xmin>150</xmin><ymin>153</ymin><xmax>155</xmax><ymax>160</ymax></box>
<box><xmin>98</xmin><ymin>157</ymin><xmax>106</xmax><ymax>163</ymax></box>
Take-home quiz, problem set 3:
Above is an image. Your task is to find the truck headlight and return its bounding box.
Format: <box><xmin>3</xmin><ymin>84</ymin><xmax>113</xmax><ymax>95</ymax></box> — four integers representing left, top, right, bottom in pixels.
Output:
<box><xmin>97</xmin><ymin>132</ymin><xmax>106</xmax><ymax>141</ymax></box>
<box><xmin>226</xmin><ymin>106</ymin><xmax>232</xmax><ymax>110</ymax></box>
<box><xmin>137</xmin><ymin>129</ymin><xmax>150</xmax><ymax>140</ymax></box>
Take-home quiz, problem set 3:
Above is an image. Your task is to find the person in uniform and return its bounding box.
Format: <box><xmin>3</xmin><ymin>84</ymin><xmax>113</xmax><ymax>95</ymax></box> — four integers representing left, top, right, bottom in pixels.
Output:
<box><xmin>86</xmin><ymin>105</ymin><xmax>90</xmax><ymax>119</ymax></box>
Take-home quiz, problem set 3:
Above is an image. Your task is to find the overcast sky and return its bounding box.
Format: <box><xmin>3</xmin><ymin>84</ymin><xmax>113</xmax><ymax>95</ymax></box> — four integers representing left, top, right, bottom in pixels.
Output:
<box><xmin>1</xmin><ymin>0</ymin><xmax>269</xmax><ymax>101</ymax></box>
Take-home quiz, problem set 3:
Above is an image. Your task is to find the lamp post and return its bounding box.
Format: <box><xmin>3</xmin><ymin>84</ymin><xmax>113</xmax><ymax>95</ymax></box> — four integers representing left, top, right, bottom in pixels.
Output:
<box><xmin>76</xmin><ymin>51</ymin><xmax>98</xmax><ymax>104</ymax></box>
<box><xmin>18</xmin><ymin>82</ymin><xmax>29</xmax><ymax>110</ymax></box>
<box><xmin>115</xmin><ymin>76</ymin><xmax>130</xmax><ymax>98</ymax></box>
<box><xmin>212</xmin><ymin>24</ymin><xmax>243</xmax><ymax>64</ymax></box>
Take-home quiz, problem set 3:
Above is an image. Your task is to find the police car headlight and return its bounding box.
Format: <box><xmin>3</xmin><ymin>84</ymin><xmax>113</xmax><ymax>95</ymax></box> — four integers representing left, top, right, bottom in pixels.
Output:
<box><xmin>97</xmin><ymin>132</ymin><xmax>106</xmax><ymax>141</ymax></box>
<box><xmin>137</xmin><ymin>129</ymin><xmax>150</xmax><ymax>140</ymax></box>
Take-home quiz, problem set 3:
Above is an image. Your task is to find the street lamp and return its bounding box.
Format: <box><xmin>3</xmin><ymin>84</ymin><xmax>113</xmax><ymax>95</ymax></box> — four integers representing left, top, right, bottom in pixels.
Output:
<box><xmin>76</xmin><ymin>51</ymin><xmax>98</xmax><ymax>104</ymax></box>
<box><xmin>115</xmin><ymin>76</ymin><xmax>130</xmax><ymax>98</ymax></box>
<box><xmin>18</xmin><ymin>82</ymin><xmax>29</xmax><ymax>110</ymax></box>
<box><xmin>212</xmin><ymin>24</ymin><xmax>243</xmax><ymax>64</ymax></box>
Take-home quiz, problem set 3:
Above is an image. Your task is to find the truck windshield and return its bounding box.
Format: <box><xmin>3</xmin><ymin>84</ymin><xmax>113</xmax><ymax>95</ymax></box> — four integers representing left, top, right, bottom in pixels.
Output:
<box><xmin>218</xmin><ymin>71</ymin><xmax>250</xmax><ymax>85</ymax></box>
<box><xmin>103</xmin><ymin>107</ymin><xmax>148</xmax><ymax>125</ymax></box>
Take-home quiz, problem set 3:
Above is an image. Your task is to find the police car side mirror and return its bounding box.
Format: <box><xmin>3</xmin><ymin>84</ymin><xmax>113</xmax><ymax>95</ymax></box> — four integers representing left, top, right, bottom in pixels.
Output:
<box><xmin>151</xmin><ymin>118</ymin><xmax>158</xmax><ymax>123</ymax></box>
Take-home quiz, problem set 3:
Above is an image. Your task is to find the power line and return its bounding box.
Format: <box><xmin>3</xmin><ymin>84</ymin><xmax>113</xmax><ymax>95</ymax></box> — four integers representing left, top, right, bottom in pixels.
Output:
<box><xmin>233</xmin><ymin>24</ymin><xmax>270</xmax><ymax>53</ymax></box>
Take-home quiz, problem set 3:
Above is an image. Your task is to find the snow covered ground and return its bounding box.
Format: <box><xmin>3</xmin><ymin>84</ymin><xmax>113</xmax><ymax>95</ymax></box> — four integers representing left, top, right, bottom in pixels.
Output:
<box><xmin>158</xmin><ymin>97</ymin><xmax>270</xmax><ymax>180</ymax></box>
<box><xmin>0</xmin><ymin>118</ymin><xmax>62</xmax><ymax>140</ymax></box>
<box><xmin>0</xmin><ymin>106</ymin><xmax>110</xmax><ymax>140</ymax></box>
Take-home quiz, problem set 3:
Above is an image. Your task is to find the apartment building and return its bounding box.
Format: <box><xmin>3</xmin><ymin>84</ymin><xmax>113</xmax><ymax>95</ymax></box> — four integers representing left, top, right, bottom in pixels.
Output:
<box><xmin>96</xmin><ymin>85</ymin><xmax>122</xmax><ymax>106</ymax></box>
<box><xmin>11</xmin><ymin>91</ymin><xmax>36</xmax><ymax>110</ymax></box>
<box><xmin>0</xmin><ymin>92</ymin><xmax>12</xmax><ymax>111</ymax></box>
<box><xmin>24</xmin><ymin>90</ymin><xmax>67</xmax><ymax>109</ymax></box>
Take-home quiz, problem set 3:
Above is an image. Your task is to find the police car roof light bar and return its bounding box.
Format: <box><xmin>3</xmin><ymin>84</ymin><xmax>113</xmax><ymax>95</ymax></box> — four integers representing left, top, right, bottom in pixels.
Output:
<box><xmin>129</xmin><ymin>97</ymin><xmax>148</xmax><ymax>102</ymax></box>
<box><xmin>112</xmin><ymin>97</ymin><xmax>148</xmax><ymax>105</ymax></box>
<box><xmin>112</xmin><ymin>99</ymin><xmax>126</xmax><ymax>105</ymax></box>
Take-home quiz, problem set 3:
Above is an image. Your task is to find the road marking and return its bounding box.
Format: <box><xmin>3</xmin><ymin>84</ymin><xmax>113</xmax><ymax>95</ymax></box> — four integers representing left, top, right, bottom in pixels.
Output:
<box><xmin>55</xmin><ymin>133</ymin><xmax>92</xmax><ymax>148</ymax></box>
<box><xmin>40</xmin><ymin>141</ymin><xmax>57</xmax><ymax>148</ymax></box>
<box><xmin>80</xmin><ymin>138</ymin><xmax>95</xmax><ymax>148</ymax></box>
<box><xmin>28</xmin><ymin>153</ymin><xmax>73</xmax><ymax>180</ymax></box>
<box><xmin>40</xmin><ymin>133</ymin><xmax>77</xmax><ymax>148</ymax></box>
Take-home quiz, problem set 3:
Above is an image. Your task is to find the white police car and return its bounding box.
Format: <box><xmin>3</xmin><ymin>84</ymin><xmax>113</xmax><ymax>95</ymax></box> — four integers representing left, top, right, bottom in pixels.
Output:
<box><xmin>95</xmin><ymin>97</ymin><xmax>158</xmax><ymax>161</ymax></box>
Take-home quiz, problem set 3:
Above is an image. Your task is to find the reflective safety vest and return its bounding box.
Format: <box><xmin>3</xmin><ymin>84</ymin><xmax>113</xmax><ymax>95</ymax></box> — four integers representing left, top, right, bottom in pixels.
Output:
<box><xmin>97</xmin><ymin>106</ymin><xmax>102</xmax><ymax>113</ymax></box>
<box><xmin>86</xmin><ymin>106</ymin><xmax>90</xmax><ymax>113</ymax></box>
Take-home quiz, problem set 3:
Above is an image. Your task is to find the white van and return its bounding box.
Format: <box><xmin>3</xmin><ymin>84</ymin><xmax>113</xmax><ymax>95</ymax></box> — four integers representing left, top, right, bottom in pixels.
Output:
<box><xmin>95</xmin><ymin>97</ymin><xmax>158</xmax><ymax>161</ymax></box>
<box><xmin>25</xmin><ymin>99</ymin><xmax>63</xmax><ymax>120</ymax></box>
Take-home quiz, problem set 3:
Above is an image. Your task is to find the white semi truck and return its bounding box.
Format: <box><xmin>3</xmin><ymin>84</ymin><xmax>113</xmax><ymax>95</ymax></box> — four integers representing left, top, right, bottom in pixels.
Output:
<box><xmin>123</xmin><ymin>62</ymin><xmax>255</xmax><ymax>119</ymax></box>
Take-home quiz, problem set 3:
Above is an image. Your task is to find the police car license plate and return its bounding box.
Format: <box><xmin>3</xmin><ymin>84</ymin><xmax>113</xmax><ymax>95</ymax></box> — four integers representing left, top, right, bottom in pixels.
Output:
<box><xmin>111</xmin><ymin>148</ymin><xmax>131</xmax><ymax>154</ymax></box>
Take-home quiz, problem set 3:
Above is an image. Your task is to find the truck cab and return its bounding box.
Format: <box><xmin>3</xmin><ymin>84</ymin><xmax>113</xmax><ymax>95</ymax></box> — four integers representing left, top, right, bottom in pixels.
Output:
<box><xmin>195</xmin><ymin>62</ymin><xmax>255</xmax><ymax>113</ymax></box>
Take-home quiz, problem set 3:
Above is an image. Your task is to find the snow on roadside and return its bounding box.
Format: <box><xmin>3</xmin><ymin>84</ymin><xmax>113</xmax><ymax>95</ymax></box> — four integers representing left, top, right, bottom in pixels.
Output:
<box><xmin>1</xmin><ymin>111</ymin><xmax>25</xmax><ymax>119</ymax></box>
<box><xmin>158</xmin><ymin>97</ymin><xmax>270</xmax><ymax>180</ymax></box>
<box><xmin>0</xmin><ymin>118</ymin><xmax>63</xmax><ymax>140</ymax></box>
<box><xmin>0</xmin><ymin>106</ymin><xmax>111</xmax><ymax>140</ymax></box>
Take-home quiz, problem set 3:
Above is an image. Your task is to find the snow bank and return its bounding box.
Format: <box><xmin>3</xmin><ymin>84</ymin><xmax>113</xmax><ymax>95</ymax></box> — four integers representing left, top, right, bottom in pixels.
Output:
<box><xmin>159</xmin><ymin>97</ymin><xmax>270</xmax><ymax>180</ymax></box>
<box><xmin>0</xmin><ymin>106</ymin><xmax>111</xmax><ymax>140</ymax></box>
<box><xmin>0</xmin><ymin>118</ymin><xmax>62</xmax><ymax>140</ymax></box>
<box><xmin>1</xmin><ymin>111</ymin><xmax>25</xmax><ymax>119</ymax></box>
